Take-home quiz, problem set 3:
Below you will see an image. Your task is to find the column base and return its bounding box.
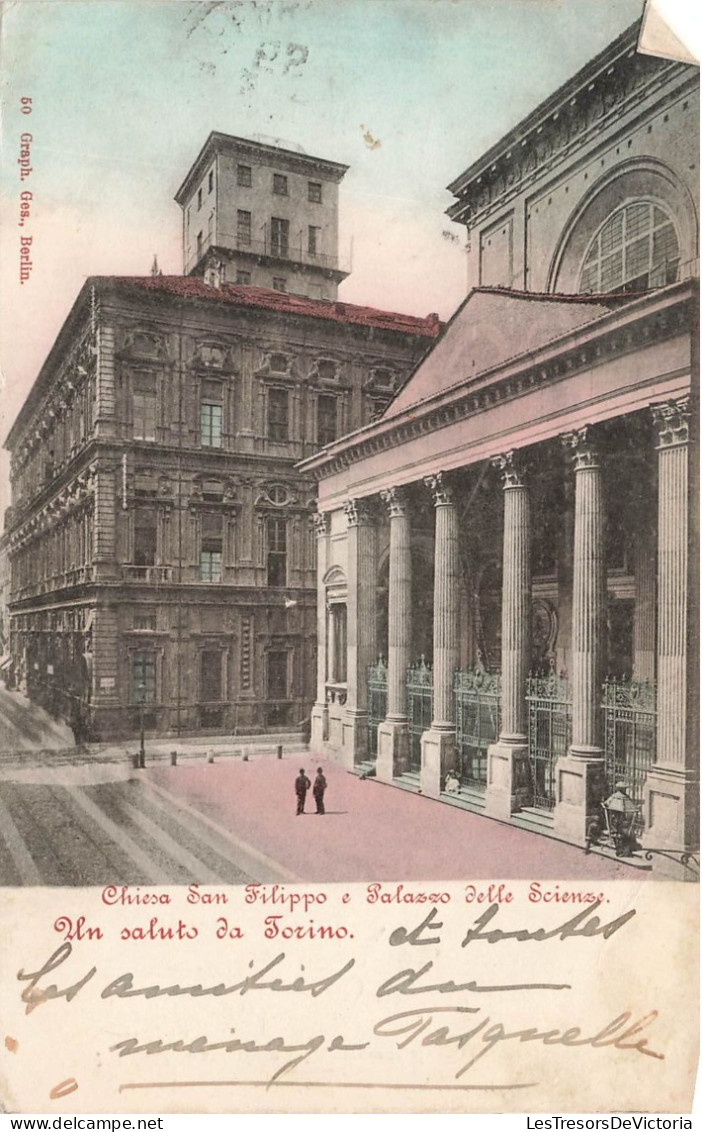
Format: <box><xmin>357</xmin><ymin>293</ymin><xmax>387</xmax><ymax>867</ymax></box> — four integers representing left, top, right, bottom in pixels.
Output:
<box><xmin>341</xmin><ymin>709</ymin><xmax>368</xmax><ymax>770</ymax></box>
<box><xmin>553</xmin><ymin>750</ymin><xmax>606</xmax><ymax>847</ymax></box>
<box><xmin>420</xmin><ymin>727</ymin><xmax>456</xmax><ymax>799</ymax></box>
<box><xmin>310</xmin><ymin>702</ymin><xmax>328</xmax><ymax>751</ymax></box>
<box><xmin>377</xmin><ymin>718</ymin><xmax>409</xmax><ymax>783</ymax></box>
<box><xmin>484</xmin><ymin>741</ymin><xmax>531</xmax><ymax>821</ymax></box>
<box><xmin>642</xmin><ymin>764</ymin><xmax>699</xmax><ymax>879</ymax></box>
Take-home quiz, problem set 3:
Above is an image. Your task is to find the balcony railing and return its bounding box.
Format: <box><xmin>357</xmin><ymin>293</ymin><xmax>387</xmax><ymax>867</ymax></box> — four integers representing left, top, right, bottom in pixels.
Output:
<box><xmin>122</xmin><ymin>565</ymin><xmax>174</xmax><ymax>583</ymax></box>
<box><xmin>185</xmin><ymin>230</ymin><xmax>349</xmax><ymax>277</ymax></box>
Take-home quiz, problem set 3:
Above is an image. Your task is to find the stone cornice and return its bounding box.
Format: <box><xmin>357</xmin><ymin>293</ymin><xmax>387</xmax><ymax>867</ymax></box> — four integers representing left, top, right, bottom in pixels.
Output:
<box><xmin>300</xmin><ymin>281</ymin><xmax>694</xmax><ymax>483</ymax></box>
<box><xmin>447</xmin><ymin>32</ymin><xmax>693</xmax><ymax>230</ymax></box>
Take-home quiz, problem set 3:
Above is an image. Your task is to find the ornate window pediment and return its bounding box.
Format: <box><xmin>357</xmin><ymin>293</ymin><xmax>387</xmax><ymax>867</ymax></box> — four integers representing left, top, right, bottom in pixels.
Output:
<box><xmin>255</xmin><ymin>483</ymin><xmax>297</xmax><ymax>508</ymax></box>
<box><xmin>119</xmin><ymin>329</ymin><xmax>167</xmax><ymax>361</ymax></box>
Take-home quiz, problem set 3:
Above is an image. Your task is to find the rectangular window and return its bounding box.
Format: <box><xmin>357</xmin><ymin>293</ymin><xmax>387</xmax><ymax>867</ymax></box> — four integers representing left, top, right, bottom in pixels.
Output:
<box><xmin>270</xmin><ymin>217</ymin><xmax>289</xmax><ymax>258</ymax></box>
<box><xmin>272</xmin><ymin>173</ymin><xmax>288</xmax><ymax>196</ymax></box>
<box><xmin>308</xmin><ymin>181</ymin><xmax>322</xmax><ymax>203</ymax></box>
<box><xmin>237</xmin><ymin>209</ymin><xmax>251</xmax><ymax>246</ymax></box>
<box><xmin>317</xmin><ymin>393</ymin><xmax>337</xmax><ymax>447</ymax></box>
<box><xmin>134</xmin><ymin>613</ymin><xmax>157</xmax><ymax>631</ymax></box>
<box><xmin>197</xmin><ymin>188</ymin><xmax>202</xmax><ymax>210</ymax></box>
<box><xmin>308</xmin><ymin>225</ymin><xmax>320</xmax><ymax>255</ymax></box>
<box><xmin>200</xmin><ymin>650</ymin><xmax>223</xmax><ymax>702</ymax></box>
<box><xmin>197</xmin><ymin>231</ymin><xmax>203</xmax><ymax>258</ymax></box>
<box><xmin>266</xmin><ymin>518</ymin><xmax>287</xmax><ymax>586</ymax></box>
<box><xmin>133</xmin><ymin>391</ymin><xmax>156</xmax><ymax>441</ymax></box>
<box><xmin>237</xmin><ymin>164</ymin><xmax>252</xmax><ymax>187</ymax></box>
<box><xmin>132</xmin><ymin>654</ymin><xmax>156</xmax><ymax>703</ymax></box>
<box><xmin>272</xmin><ymin>277</ymin><xmax>287</xmax><ymax>292</ymax></box>
<box><xmin>134</xmin><ymin>507</ymin><xmax>157</xmax><ymax>566</ymax></box>
<box><xmin>208</xmin><ymin>169</ymin><xmax>214</xmax><ymax>193</ymax></box>
<box><xmin>236</xmin><ymin>269</ymin><xmax>251</xmax><ymax>284</ymax></box>
<box><xmin>267</xmin><ymin>650</ymin><xmax>288</xmax><ymax>700</ymax></box>
<box><xmin>267</xmin><ymin>387</ymin><xmax>289</xmax><ymax>441</ymax></box>
<box><xmin>201</xmin><ymin>402</ymin><xmax>222</xmax><ymax>447</ymax></box>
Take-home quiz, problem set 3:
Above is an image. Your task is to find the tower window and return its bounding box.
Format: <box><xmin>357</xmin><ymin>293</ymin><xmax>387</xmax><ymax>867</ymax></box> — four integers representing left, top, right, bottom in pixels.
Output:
<box><xmin>197</xmin><ymin>188</ymin><xmax>202</xmax><ymax>210</ymax></box>
<box><xmin>237</xmin><ymin>209</ymin><xmax>251</xmax><ymax>247</ymax></box>
<box><xmin>308</xmin><ymin>225</ymin><xmax>320</xmax><ymax>255</ymax></box>
<box><xmin>579</xmin><ymin>201</ymin><xmax>680</xmax><ymax>295</ymax></box>
<box><xmin>237</xmin><ymin>164</ymin><xmax>252</xmax><ymax>187</ymax></box>
<box><xmin>270</xmin><ymin>217</ymin><xmax>289</xmax><ymax>258</ymax></box>
<box><xmin>236</xmin><ymin>269</ymin><xmax>251</xmax><ymax>285</ymax></box>
<box><xmin>273</xmin><ymin>173</ymin><xmax>288</xmax><ymax>196</ymax></box>
<box><xmin>272</xmin><ymin>277</ymin><xmax>287</xmax><ymax>292</ymax></box>
<box><xmin>208</xmin><ymin>169</ymin><xmax>214</xmax><ymax>193</ymax></box>
<box><xmin>308</xmin><ymin>181</ymin><xmax>322</xmax><ymax>203</ymax></box>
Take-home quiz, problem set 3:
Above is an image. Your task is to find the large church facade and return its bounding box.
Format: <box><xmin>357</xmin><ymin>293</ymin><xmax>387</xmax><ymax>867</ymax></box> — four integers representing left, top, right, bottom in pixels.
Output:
<box><xmin>302</xmin><ymin>24</ymin><xmax>699</xmax><ymax>871</ymax></box>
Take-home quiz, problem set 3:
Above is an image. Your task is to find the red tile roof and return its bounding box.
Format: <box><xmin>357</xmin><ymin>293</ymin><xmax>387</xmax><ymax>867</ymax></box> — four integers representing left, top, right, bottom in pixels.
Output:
<box><xmin>106</xmin><ymin>276</ymin><xmax>443</xmax><ymax>337</ymax></box>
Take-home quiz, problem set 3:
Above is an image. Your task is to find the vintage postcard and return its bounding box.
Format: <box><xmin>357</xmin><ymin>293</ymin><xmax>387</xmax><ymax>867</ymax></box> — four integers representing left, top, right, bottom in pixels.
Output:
<box><xmin>0</xmin><ymin>0</ymin><xmax>698</xmax><ymax>1116</ymax></box>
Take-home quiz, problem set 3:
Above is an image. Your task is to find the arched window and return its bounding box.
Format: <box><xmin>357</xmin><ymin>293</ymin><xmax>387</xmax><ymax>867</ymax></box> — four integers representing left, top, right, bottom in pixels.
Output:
<box><xmin>578</xmin><ymin>201</ymin><xmax>679</xmax><ymax>294</ymax></box>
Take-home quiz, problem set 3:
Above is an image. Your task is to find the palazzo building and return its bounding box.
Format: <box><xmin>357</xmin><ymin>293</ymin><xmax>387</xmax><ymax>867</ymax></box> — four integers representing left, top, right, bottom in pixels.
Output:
<box><xmin>302</xmin><ymin>23</ymin><xmax>699</xmax><ymax>870</ymax></box>
<box><xmin>3</xmin><ymin>137</ymin><xmax>438</xmax><ymax>741</ymax></box>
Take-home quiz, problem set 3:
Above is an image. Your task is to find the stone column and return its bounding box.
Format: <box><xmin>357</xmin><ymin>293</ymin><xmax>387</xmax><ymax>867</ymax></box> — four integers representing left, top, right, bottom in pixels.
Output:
<box><xmin>633</xmin><ymin>520</ymin><xmax>656</xmax><ymax>684</ymax></box>
<box><xmin>420</xmin><ymin>473</ymin><xmax>459</xmax><ymax>798</ymax></box>
<box><xmin>310</xmin><ymin>511</ymin><xmax>329</xmax><ymax>750</ymax></box>
<box><xmin>643</xmin><ymin>398</ymin><xmax>698</xmax><ymax>872</ymax></box>
<box><xmin>485</xmin><ymin>452</ymin><xmax>532</xmax><ymax>820</ymax></box>
<box><xmin>554</xmin><ymin>427</ymin><xmax>606</xmax><ymax>845</ymax></box>
<box><xmin>342</xmin><ymin>498</ymin><xmax>377</xmax><ymax>768</ymax></box>
<box><xmin>377</xmin><ymin>486</ymin><xmax>411</xmax><ymax>782</ymax></box>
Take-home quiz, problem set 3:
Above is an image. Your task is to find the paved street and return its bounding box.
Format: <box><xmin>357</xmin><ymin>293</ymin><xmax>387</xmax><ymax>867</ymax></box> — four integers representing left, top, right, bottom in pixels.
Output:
<box><xmin>0</xmin><ymin>742</ymin><xmax>643</xmax><ymax>885</ymax></box>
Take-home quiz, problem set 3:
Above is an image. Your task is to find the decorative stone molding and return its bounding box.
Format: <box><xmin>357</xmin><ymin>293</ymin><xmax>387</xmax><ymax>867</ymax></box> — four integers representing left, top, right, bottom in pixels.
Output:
<box><xmin>652</xmin><ymin>397</ymin><xmax>690</xmax><ymax>448</ymax></box>
<box><xmin>424</xmin><ymin>471</ymin><xmax>454</xmax><ymax>507</ymax></box>
<box><xmin>380</xmin><ymin>485</ymin><xmax>409</xmax><ymax>518</ymax></box>
<box><xmin>492</xmin><ymin>450</ymin><xmax>526</xmax><ymax>489</ymax></box>
<box><xmin>561</xmin><ymin>426</ymin><xmax>600</xmax><ymax>472</ymax></box>
<box><xmin>344</xmin><ymin>497</ymin><xmax>375</xmax><ymax>527</ymax></box>
<box><xmin>312</xmin><ymin>511</ymin><xmax>329</xmax><ymax>539</ymax></box>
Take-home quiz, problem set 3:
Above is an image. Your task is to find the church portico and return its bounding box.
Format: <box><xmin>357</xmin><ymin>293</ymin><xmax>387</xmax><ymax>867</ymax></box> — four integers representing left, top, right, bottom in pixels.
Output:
<box><xmin>301</xmin><ymin>279</ymin><xmax>697</xmax><ymax>865</ymax></box>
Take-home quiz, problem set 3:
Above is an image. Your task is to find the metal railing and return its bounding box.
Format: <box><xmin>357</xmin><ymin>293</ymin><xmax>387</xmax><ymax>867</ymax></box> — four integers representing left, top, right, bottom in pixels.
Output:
<box><xmin>602</xmin><ymin>677</ymin><xmax>656</xmax><ymax>836</ymax></box>
<box><xmin>526</xmin><ymin>670</ymin><xmax>571</xmax><ymax>810</ymax></box>
<box><xmin>454</xmin><ymin>664</ymin><xmax>501</xmax><ymax>790</ymax></box>
<box><xmin>184</xmin><ymin>229</ymin><xmax>349</xmax><ymax>276</ymax></box>
<box><xmin>406</xmin><ymin>658</ymin><xmax>433</xmax><ymax>774</ymax></box>
<box><xmin>367</xmin><ymin>657</ymin><xmax>387</xmax><ymax>758</ymax></box>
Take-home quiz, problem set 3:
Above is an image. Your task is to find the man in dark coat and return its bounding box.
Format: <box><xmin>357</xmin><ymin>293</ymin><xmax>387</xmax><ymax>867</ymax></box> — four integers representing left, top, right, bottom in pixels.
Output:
<box><xmin>313</xmin><ymin>766</ymin><xmax>327</xmax><ymax>815</ymax></box>
<box><xmin>295</xmin><ymin>768</ymin><xmax>311</xmax><ymax>815</ymax></box>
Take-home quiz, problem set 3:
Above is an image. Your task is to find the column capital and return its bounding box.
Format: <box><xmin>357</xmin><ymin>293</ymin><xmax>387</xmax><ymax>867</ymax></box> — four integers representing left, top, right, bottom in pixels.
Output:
<box><xmin>561</xmin><ymin>426</ymin><xmax>599</xmax><ymax>471</ymax></box>
<box><xmin>652</xmin><ymin>397</ymin><xmax>690</xmax><ymax>449</ymax></box>
<box><xmin>492</xmin><ymin>450</ymin><xmax>526</xmax><ymax>489</ymax></box>
<box><xmin>345</xmin><ymin>497</ymin><xmax>375</xmax><ymax>527</ymax></box>
<box><xmin>311</xmin><ymin>511</ymin><xmax>329</xmax><ymax>538</ymax></box>
<box><xmin>424</xmin><ymin>471</ymin><xmax>454</xmax><ymax>507</ymax></box>
<box><xmin>380</xmin><ymin>485</ymin><xmax>410</xmax><ymax>518</ymax></box>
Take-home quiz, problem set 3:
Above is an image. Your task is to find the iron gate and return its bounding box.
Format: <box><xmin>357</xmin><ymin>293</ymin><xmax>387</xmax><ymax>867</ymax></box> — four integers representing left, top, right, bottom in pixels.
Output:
<box><xmin>367</xmin><ymin>657</ymin><xmax>387</xmax><ymax>758</ymax></box>
<box><xmin>406</xmin><ymin>658</ymin><xmax>433</xmax><ymax>773</ymax></box>
<box><xmin>602</xmin><ymin>678</ymin><xmax>656</xmax><ymax>835</ymax></box>
<box><xmin>454</xmin><ymin>664</ymin><xmax>501</xmax><ymax>790</ymax></box>
<box><xmin>526</xmin><ymin>670</ymin><xmax>571</xmax><ymax>810</ymax></box>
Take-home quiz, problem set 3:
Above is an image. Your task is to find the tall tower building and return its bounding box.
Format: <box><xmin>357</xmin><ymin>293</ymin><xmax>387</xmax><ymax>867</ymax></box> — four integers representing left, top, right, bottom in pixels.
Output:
<box><xmin>175</xmin><ymin>132</ymin><xmax>349</xmax><ymax>300</ymax></box>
